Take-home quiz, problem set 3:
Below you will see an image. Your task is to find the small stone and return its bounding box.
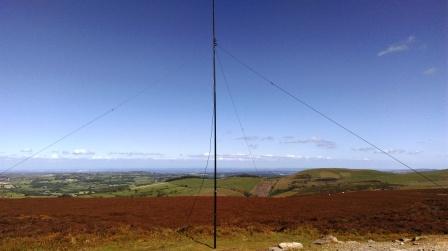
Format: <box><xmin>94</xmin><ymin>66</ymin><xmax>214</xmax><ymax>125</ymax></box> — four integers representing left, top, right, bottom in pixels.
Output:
<box><xmin>413</xmin><ymin>236</ymin><xmax>425</xmax><ymax>242</ymax></box>
<box><xmin>313</xmin><ymin>235</ymin><xmax>342</xmax><ymax>245</ymax></box>
<box><xmin>368</xmin><ymin>239</ymin><xmax>375</xmax><ymax>243</ymax></box>
<box><xmin>399</xmin><ymin>237</ymin><xmax>412</xmax><ymax>243</ymax></box>
<box><xmin>268</xmin><ymin>247</ymin><xmax>282</xmax><ymax>251</ymax></box>
<box><xmin>278</xmin><ymin>242</ymin><xmax>303</xmax><ymax>250</ymax></box>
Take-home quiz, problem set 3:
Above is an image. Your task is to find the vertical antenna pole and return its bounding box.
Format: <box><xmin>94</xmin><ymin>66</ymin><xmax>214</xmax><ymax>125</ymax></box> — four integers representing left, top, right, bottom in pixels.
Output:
<box><xmin>212</xmin><ymin>0</ymin><xmax>217</xmax><ymax>249</ymax></box>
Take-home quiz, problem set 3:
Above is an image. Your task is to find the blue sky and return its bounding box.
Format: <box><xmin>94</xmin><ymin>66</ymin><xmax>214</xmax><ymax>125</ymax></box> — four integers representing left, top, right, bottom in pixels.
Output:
<box><xmin>0</xmin><ymin>0</ymin><xmax>446</xmax><ymax>172</ymax></box>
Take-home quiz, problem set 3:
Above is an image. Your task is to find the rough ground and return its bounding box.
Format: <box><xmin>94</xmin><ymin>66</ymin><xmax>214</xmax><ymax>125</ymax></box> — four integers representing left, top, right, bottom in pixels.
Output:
<box><xmin>312</xmin><ymin>235</ymin><xmax>448</xmax><ymax>251</ymax></box>
<box><xmin>0</xmin><ymin>189</ymin><xmax>447</xmax><ymax>239</ymax></box>
<box><xmin>251</xmin><ymin>180</ymin><xmax>275</xmax><ymax>197</ymax></box>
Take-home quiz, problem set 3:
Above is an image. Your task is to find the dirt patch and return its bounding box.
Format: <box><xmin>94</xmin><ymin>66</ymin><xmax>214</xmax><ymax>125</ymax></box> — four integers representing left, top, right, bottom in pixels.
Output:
<box><xmin>0</xmin><ymin>189</ymin><xmax>446</xmax><ymax>238</ymax></box>
<box><xmin>251</xmin><ymin>180</ymin><xmax>274</xmax><ymax>197</ymax></box>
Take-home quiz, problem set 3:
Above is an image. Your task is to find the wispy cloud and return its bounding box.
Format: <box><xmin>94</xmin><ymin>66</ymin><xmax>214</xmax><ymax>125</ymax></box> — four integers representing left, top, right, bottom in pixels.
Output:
<box><xmin>235</xmin><ymin>136</ymin><xmax>259</xmax><ymax>141</ymax></box>
<box><xmin>352</xmin><ymin>147</ymin><xmax>422</xmax><ymax>155</ymax></box>
<box><xmin>351</xmin><ymin>147</ymin><xmax>373</xmax><ymax>152</ymax></box>
<box><xmin>108</xmin><ymin>151</ymin><xmax>164</xmax><ymax>157</ymax></box>
<box><xmin>407</xmin><ymin>150</ymin><xmax>423</xmax><ymax>155</ymax></box>
<box><xmin>5</xmin><ymin>149</ymin><xmax>176</xmax><ymax>161</ymax></box>
<box><xmin>423</xmin><ymin>67</ymin><xmax>437</xmax><ymax>75</ymax></box>
<box><xmin>20</xmin><ymin>148</ymin><xmax>33</xmax><ymax>153</ymax></box>
<box><xmin>377</xmin><ymin>35</ymin><xmax>416</xmax><ymax>57</ymax></box>
<box><xmin>235</xmin><ymin>136</ymin><xmax>274</xmax><ymax>142</ymax></box>
<box><xmin>50</xmin><ymin>153</ymin><xmax>60</xmax><ymax>159</ymax></box>
<box><xmin>280</xmin><ymin>136</ymin><xmax>336</xmax><ymax>149</ymax></box>
<box><xmin>248</xmin><ymin>144</ymin><xmax>258</xmax><ymax>149</ymax></box>
<box><xmin>72</xmin><ymin>149</ymin><xmax>95</xmax><ymax>156</ymax></box>
<box><xmin>187</xmin><ymin>153</ymin><xmax>332</xmax><ymax>161</ymax></box>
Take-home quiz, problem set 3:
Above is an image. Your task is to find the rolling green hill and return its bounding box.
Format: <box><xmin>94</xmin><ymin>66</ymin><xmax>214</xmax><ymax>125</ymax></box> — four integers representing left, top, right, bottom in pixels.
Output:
<box><xmin>126</xmin><ymin>176</ymin><xmax>263</xmax><ymax>197</ymax></box>
<box><xmin>123</xmin><ymin>168</ymin><xmax>447</xmax><ymax>198</ymax></box>
<box><xmin>2</xmin><ymin>168</ymin><xmax>446</xmax><ymax>198</ymax></box>
<box><xmin>270</xmin><ymin>168</ymin><xmax>448</xmax><ymax>197</ymax></box>
<box><xmin>85</xmin><ymin>168</ymin><xmax>448</xmax><ymax>197</ymax></box>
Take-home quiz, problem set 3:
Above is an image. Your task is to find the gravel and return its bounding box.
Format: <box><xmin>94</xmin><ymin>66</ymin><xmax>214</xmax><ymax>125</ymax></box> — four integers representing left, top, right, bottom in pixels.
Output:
<box><xmin>312</xmin><ymin>235</ymin><xmax>448</xmax><ymax>251</ymax></box>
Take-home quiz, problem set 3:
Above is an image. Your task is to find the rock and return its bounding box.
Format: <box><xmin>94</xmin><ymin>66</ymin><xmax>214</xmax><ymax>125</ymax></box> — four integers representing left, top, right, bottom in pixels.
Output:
<box><xmin>393</xmin><ymin>239</ymin><xmax>405</xmax><ymax>245</ymax></box>
<box><xmin>313</xmin><ymin>239</ymin><xmax>330</xmax><ymax>245</ymax></box>
<box><xmin>399</xmin><ymin>237</ymin><xmax>412</xmax><ymax>243</ymax></box>
<box><xmin>278</xmin><ymin>242</ymin><xmax>304</xmax><ymax>250</ymax></box>
<box><xmin>313</xmin><ymin>235</ymin><xmax>343</xmax><ymax>245</ymax></box>
<box><xmin>268</xmin><ymin>247</ymin><xmax>282</xmax><ymax>251</ymax></box>
<box><xmin>412</xmin><ymin>236</ymin><xmax>425</xmax><ymax>242</ymax></box>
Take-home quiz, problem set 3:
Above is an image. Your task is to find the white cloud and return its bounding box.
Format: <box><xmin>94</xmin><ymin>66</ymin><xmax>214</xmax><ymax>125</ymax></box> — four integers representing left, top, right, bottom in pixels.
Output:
<box><xmin>91</xmin><ymin>155</ymin><xmax>112</xmax><ymax>160</ymax></box>
<box><xmin>352</xmin><ymin>147</ymin><xmax>374</xmax><ymax>152</ymax></box>
<box><xmin>72</xmin><ymin>149</ymin><xmax>95</xmax><ymax>156</ymax></box>
<box><xmin>20</xmin><ymin>148</ymin><xmax>33</xmax><ymax>153</ymax></box>
<box><xmin>280</xmin><ymin>136</ymin><xmax>336</xmax><ymax>149</ymax></box>
<box><xmin>235</xmin><ymin>136</ymin><xmax>259</xmax><ymax>141</ymax></box>
<box><xmin>423</xmin><ymin>67</ymin><xmax>437</xmax><ymax>75</ymax></box>
<box><xmin>106</xmin><ymin>152</ymin><xmax>170</xmax><ymax>160</ymax></box>
<box><xmin>248</xmin><ymin>144</ymin><xmax>258</xmax><ymax>149</ymax></box>
<box><xmin>352</xmin><ymin>147</ymin><xmax>422</xmax><ymax>155</ymax></box>
<box><xmin>235</xmin><ymin>136</ymin><xmax>275</xmax><ymax>142</ymax></box>
<box><xmin>377</xmin><ymin>35</ymin><xmax>416</xmax><ymax>56</ymax></box>
<box><xmin>109</xmin><ymin>151</ymin><xmax>164</xmax><ymax>157</ymax></box>
<box><xmin>187</xmin><ymin>153</ymin><xmax>333</xmax><ymax>161</ymax></box>
<box><xmin>407</xmin><ymin>150</ymin><xmax>423</xmax><ymax>155</ymax></box>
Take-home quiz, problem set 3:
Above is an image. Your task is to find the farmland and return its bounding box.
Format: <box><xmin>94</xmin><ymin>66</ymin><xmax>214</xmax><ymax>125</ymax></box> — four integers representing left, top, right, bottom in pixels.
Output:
<box><xmin>1</xmin><ymin>168</ymin><xmax>447</xmax><ymax>198</ymax></box>
<box><xmin>270</xmin><ymin>168</ymin><xmax>448</xmax><ymax>196</ymax></box>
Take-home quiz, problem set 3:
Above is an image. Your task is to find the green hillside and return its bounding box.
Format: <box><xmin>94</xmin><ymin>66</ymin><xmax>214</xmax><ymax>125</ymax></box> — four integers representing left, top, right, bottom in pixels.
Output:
<box><xmin>2</xmin><ymin>169</ymin><xmax>446</xmax><ymax>198</ymax></box>
<box><xmin>126</xmin><ymin>176</ymin><xmax>263</xmax><ymax>197</ymax></box>
<box><xmin>270</xmin><ymin>168</ymin><xmax>448</xmax><ymax>197</ymax></box>
<box><xmin>89</xmin><ymin>169</ymin><xmax>448</xmax><ymax>197</ymax></box>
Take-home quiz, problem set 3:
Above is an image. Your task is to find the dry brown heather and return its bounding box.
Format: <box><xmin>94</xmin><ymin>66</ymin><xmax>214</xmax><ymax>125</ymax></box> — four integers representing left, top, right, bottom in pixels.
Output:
<box><xmin>0</xmin><ymin>189</ymin><xmax>447</xmax><ymax>237</ymax></box>
<box><xmin>0</xmin><ymin>189</ymin><xmax>447</xmax><ymax>250</ymax></box>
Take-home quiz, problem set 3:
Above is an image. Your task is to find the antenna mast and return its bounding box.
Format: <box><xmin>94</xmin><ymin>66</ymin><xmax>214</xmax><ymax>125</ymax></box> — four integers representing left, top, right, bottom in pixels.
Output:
<box><xmin>211</xmin><ymin>0</ymin><xmax>218</xmax><ymax>249</ymax></box>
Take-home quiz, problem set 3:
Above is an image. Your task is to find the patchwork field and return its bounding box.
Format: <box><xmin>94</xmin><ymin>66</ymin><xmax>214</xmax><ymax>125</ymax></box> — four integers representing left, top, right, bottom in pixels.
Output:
<box><xmin>270</xmin><ymin>168</ymin><xmax>448</xmax><ymax>196</ymax></box>
<box><xmin>2</xmin><ymin>168</ymin><xmax>447</xmax><ymax>198</ymax></box>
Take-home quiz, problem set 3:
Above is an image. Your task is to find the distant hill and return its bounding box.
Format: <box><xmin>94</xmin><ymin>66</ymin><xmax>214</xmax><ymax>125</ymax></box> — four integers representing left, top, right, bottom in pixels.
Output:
<box><xmin>127</xmin><ymin>168</ymin><xmax>447</xmax><ymax>198</ymax></box>
<box><xmin>2</xmin><ymin>168</ymin><xmax>446</xmax><ymax>198</ymax></box>
<box><xmin>269</xmin><ymin>168</ymin><xmax>448</xmax><ymax>197</ymax></box>
<box><xmin>128</xmin><ymin>176</ymin><xmax>263</xmax><ymax>197</ymax></box>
